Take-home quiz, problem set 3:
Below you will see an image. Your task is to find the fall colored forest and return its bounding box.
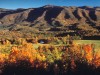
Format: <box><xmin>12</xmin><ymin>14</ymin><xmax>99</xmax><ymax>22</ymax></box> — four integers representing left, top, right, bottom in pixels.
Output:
<box><xmin>0</xmin><ymin>36</ymin><xmax>100</xmax><ymax>75</ymax></box>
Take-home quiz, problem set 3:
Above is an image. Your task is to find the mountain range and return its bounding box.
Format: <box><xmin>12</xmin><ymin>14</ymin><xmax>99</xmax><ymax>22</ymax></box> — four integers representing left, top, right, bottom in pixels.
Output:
<box><xmin>0</xmin><ymin>5</ymin><xmax>100</xmax><ymax>39</ymax></box>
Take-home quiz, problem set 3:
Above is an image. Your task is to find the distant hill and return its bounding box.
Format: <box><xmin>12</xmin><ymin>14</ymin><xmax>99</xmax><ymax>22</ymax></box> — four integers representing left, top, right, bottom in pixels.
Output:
<box><xmin>0</xmin><ymin>5</ymin><xmax>100</xmax><ymax>38</ymax></box>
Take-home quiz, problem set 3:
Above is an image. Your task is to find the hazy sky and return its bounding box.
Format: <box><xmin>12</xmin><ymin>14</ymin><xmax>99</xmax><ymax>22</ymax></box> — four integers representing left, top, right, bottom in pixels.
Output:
<box><xmin>0</xmin><ymin>0</ymin><xmax>100</xmax><ymax>9</ymax></box>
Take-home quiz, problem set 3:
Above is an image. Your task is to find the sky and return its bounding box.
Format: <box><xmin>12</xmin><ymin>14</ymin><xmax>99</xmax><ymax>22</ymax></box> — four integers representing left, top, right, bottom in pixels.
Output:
<box><xmin>0</xmin><ymin>0</ymin><xmax>100</xmax><ymax>9</ymax></box>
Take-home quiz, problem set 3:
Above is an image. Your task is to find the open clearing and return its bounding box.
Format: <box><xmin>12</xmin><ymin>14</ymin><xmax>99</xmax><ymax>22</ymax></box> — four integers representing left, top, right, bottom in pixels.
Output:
<box><xmin>74</xmin><ymin>40</ymin><xmax>100</xmax><ymax>55</ymax></box>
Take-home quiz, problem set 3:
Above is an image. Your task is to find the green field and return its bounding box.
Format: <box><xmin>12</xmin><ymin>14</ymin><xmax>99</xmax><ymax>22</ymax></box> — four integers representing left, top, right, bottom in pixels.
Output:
<box><xmin>74</xmin><ymin>40</ymin><xmax>100</xmax><ymax>54</ymax></box>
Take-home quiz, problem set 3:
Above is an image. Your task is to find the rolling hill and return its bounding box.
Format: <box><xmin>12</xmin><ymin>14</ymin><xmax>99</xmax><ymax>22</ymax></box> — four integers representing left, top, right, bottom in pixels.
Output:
<box><xmin>0</xmin><ymin>5</ymin><xmax>100</xmax><ymax>39</ymax></box>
